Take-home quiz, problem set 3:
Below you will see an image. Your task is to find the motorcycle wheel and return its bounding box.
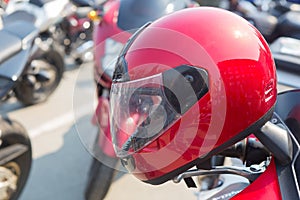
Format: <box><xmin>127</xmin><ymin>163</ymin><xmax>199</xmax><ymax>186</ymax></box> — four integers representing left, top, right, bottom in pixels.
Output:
<box><xmin>14</xmin><ymin>48</ymin><xmax>64</xmax><ymax>105</ymax></box>
<box><xmin>0</xmin><ymin>118</ymin><xmax>32</xmax><ymax>200</ymax></box>
<box><xmin>85</xmin><ymin>155</ymin><xmax>118</xmax><ymax>200</ymax></box>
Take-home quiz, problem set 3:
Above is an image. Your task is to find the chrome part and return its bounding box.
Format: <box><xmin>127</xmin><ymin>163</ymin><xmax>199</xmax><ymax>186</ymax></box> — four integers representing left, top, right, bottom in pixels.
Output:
<box><xmin>197</xmin><ymin>174</ymin><xmax>223</xmax><ymax>191</ymax></box>
<box><xmin>29</xmin><ymin>60</ymin><xmax>56</xmax><ymax>87</ymax></box>
<box><xmin>173</xmin><ymin>164</ymin><xmax>267</xmax><ymax>184</ymax></box>
<box><xmin>196</xmin><ymin>175</ymin><xmax>249</xmax><ymax>200</ymax></box>
<box><xmin>0</xmin><ymin>163</ymin><xmax>19</xmax><ymax>200</ymax></box>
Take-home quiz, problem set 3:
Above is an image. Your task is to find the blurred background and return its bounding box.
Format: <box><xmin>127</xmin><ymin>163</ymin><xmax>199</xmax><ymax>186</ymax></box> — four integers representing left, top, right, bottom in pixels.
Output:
<box><xmin>0</xmin><ymin>0</ymin><xmax>299</xmax><ymax>199</ymax></box>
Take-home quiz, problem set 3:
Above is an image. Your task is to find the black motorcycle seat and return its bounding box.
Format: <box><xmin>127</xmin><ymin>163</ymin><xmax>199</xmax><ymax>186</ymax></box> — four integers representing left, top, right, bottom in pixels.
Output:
<box><xmin>0</xmin><ymin>21</ymin><xmax>38</xmax><ymax>64</ymax></box>
<box><xmin>0</xmin><ymin>30</ymin><xmax>22</xmax><ymax>64</ymax></box>
<box><xmin>3</xmin><ymin>21</ymin><xmax>38</xmax><ymax>42</ymax></box>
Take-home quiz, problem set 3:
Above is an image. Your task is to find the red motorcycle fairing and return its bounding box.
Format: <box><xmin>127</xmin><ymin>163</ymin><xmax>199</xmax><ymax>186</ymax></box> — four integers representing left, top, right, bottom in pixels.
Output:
<box><xmin>233</xmin><ymin>90</ymin><xmax>300</xmax><ymax>199</ymax></box>
<box><xmin>92</xmin><ymin>96</ymin><xmax>116</xmax><ymax>157</ymax></box>
<box><xmin>248</xmin><ymin>90</ymin><xmax>300</xmax><ymax>200</ymax></box>
<box><xmin>208</xmin><ymin>106</ymin><xmax>300</xmax><ymax>200</ymax></box>
<box><xmin>231</xmin><ymin>159</ymin><xmax>282</xmax><ymax>200</ymax></box>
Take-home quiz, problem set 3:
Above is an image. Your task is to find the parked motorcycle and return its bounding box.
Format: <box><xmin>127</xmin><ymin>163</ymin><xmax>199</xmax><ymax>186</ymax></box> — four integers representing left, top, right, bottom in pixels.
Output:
<box><xmin>0</xmin><ymin>2</ymin><xmax>33</xmax><ymax>199</ymax></box>
<box><xmin>56</xmin><ymin>0</ymin><xmax>95</xmax><ymax>65</ymax></box>
<box><xmin>0</xmin><ymin>18</ymin><xmax>32</xmax><ymax>199</ymax></box>
<box><xmin>5</xmin><ymin>0</ymin><xmax>95</xmax><ymax>66</ymax></box>
<box><xmin>229</xmin><ymin>0</ymin><xmax>300</xmax><ymax>72</ymax></box>
<box><xmin>194</xmin><ymin>89</ymin><xmax>300</xmax><ymax>199</ymax></box>
<box><xmin>0</xmin><ymin>117</ymin><xmax>32</xmax><ymax>200</ymax></box>
<box><xmin>5</xmin><ymin>0</ymin><xmax>71</xmax><ymax>32</ymax></box>
<box><xmin>2</xmin><ymin>0</ymin><xmax>65</xmax><ymax>105</ymax></box>
<box><xmin>263</xmin><ymin>0</ymin><xmax>300</xmax><ymax>17</ymax></box>
<box><xmin>85</xmin><ymin>0</ymin><xmax>199</xmax><ymax>199</ymax></box>
<box><xmin>108</xmin><ymin>7</ymin><xmax>300</xmax><ymax>200</ymax></box>
<box><xmin>61</xmin><ymin>0</ymin><xmax>94</xmax><ymax>64</ymax></box>
<box><xmin>232</xmin><ymin>0</ymin><xmax>300</xmax><ymax>42</ymax></box>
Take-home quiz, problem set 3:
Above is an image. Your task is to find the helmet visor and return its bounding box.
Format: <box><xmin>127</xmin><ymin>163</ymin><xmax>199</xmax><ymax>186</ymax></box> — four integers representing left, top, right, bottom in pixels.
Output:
<box><xmin>110</xmin><ymin>65</ymin><xmax>209</xmax><ymax>157</ymax></box>
<box><xmin>110</xmin><ymin>73</ymin><xmax>181</xmax><ymax>157</ymax></box>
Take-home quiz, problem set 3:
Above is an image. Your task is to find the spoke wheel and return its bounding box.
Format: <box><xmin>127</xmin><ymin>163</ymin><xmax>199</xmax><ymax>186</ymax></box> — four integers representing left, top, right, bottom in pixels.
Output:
<box><xmin>0</xmin><ymin>118</ymin><xmax>32</xmax><ymax>200</ymax></box>
<box><xmin>15</xmin><ymin>49</ymin><xmax>64</xmax><ymax>105</ymax></box>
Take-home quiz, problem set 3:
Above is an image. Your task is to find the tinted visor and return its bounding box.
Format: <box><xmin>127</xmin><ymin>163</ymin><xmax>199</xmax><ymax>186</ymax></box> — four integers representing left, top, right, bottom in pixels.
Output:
<box><xmin>110</xmin><ymin>65</ymin><xmax>209</xmax><ymax>157</ymax></box>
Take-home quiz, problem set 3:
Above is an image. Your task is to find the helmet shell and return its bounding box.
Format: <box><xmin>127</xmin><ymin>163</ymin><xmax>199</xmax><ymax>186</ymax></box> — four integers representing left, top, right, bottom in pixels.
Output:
<box><xmin>112</xmin><ymin>7</ymin><xmax>277</xmax><ymax>184</ymax></box>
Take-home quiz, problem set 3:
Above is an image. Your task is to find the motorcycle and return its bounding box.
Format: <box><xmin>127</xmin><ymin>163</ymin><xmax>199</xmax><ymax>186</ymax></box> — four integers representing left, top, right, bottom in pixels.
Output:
<box><xmin>185</xmin><ymin>89</ymin><xmax>300</xmax><ymax>199</ymax></box>
<box><xmin>0</xmin><ymin>10</ymin><xmax>32</xmax><ymax>200</ymax></box>
<box><xmin>233</xmin><ymin>0</ymin><xmax>300</xmax><ymax>43</ymax></box>
<box><xmin>56</xmin><ymin>0</ymin><xmax>95</xmax><ymax>65</ymax></box>
<box><xmin>0</xmin><ymin>116</ymin><xmax>32</xmax><ymax>200</ymax></box>
<box><xmin>5</xmin><ymin>0</ymin><xmax>71</xmax><ymax>32</ymax></box>
<box><xmin>228</xmin><ymin>0</ymin><xmax>300</xmax><ymax>72</ymax></box>
<box><xmin>85</xmin><ymin>0</ymin><xmax>199</xmax><ymax>199</ymax></box>
<box><xmin>5</xmin><ymin>0</ymin><xmax>95</xmax><ymax>66</ymax></box>
<box><xmin>1</xmin><ymin>0</ymin><xmax>65</xmax><ymax>105</ymax></box>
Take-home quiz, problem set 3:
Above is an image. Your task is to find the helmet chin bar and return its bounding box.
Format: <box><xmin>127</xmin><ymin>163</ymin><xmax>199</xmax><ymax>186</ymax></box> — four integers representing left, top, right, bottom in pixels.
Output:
<box><xmin>173</xmin><ymin>112</ymin><xmax>293</xmax><ymax>186</ymax></box>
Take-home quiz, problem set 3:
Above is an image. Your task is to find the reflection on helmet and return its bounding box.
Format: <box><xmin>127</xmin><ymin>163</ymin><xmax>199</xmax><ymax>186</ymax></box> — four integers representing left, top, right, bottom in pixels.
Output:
<box><xmin>110</xmin><ymin>7</ymin><xmax>277</xmax><ymax>185</ymax></box>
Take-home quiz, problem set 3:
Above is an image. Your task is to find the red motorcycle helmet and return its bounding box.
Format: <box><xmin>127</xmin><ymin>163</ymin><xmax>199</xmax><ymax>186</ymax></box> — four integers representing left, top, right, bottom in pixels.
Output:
<box><xmin>110</xmin><ymin>7</ymin><xmax>277</xmax><ymax>185</ymax></box>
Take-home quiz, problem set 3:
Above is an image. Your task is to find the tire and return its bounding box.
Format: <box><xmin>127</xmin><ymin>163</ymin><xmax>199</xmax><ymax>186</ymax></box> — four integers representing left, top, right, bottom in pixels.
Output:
<box><xmin>14</xmin><ymin>48</ymin><xmax>64</xmax><ymax>106</ymax></box>
<box><xmin>85</xmin><ymin>155</ymin><xmax>118</xmax><ymax>200</ymax></box>
<box><xmin>0</xmin><ymin>118</ymin><xmax>32</xmax><ymax>200</ymax></box>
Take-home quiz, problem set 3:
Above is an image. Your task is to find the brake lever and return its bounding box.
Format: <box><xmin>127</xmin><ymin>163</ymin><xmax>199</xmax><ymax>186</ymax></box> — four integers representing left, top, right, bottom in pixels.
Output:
<box><xmin>173</xmin><ymin>163</ymin><xmax>267</xmax><ymax>183</ymax></box>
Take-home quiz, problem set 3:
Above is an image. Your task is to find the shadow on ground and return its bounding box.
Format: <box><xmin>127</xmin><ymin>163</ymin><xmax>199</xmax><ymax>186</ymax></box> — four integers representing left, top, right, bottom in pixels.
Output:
<box><xmin>19</xmin><ymin>115</ymin><xmax>94</xmax><ymax>200</ymax></box>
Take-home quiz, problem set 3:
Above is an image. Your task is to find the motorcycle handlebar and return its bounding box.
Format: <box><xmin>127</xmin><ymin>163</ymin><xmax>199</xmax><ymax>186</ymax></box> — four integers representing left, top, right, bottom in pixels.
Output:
<box><xmin>220</xmin><ymin>137</ymin><xmax>270</xmax><ymax>166</ymax></box>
